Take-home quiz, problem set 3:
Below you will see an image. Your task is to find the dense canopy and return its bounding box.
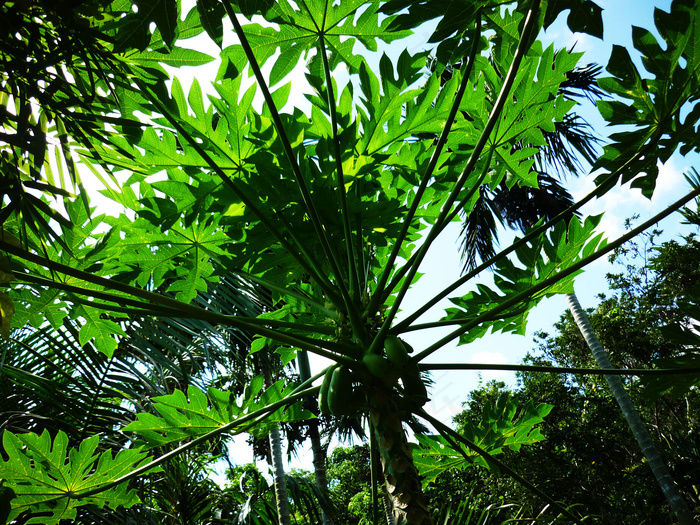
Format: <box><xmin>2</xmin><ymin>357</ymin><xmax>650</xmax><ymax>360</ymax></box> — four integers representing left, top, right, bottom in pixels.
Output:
<box><xmin>1</xmin><ymin>0</ymin><xmax>700</xmax><ymax>523</ymax></box>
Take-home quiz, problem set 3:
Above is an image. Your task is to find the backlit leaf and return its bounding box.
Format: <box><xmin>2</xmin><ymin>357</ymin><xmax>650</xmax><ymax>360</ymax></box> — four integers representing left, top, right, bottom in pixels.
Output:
<box><xmin>0</xmin><ymin>430</ymin><xmax>154</xmax><ymax>524</ymax></box>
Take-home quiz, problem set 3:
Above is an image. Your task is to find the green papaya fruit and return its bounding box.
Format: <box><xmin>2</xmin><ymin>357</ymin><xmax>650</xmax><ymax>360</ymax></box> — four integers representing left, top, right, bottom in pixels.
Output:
<box><xmin>363</xmin><ymin>353</ymin><xmax>391</xmax><ymax>378</ymax></box>
<box><xmin>328</xmin><ymin>366</ymin><xmax>354</xmax><ymax>415</ymax></box>
<box><xmin>401</xmin><ymin>362</ymin><xmax>428</xmax><ymax>406</ymax></box>
<box><xmin>384</xmin><ymin>335</ymin><xmax>409</xmax><ymax>367</ymax></box>
<box><xmin>318</xmin><ymin>364</ymin><xmax>339</xmax><ymax>416</ymax></box>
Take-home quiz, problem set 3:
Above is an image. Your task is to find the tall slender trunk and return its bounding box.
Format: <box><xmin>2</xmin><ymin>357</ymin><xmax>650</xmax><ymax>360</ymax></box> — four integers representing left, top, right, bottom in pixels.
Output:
<box><xmin>297</xmin><ymin>351</ymin><xmax>333</xmax><ymax>525</ymax></box>
<box><xmin>369</xmin><ymin>386</ymin><xmax>432</xmax><ymax>525</ymax></box>
<box><xmin>309</xmin><ymin>423</ymin><xmax>333</xmax><ymax>525</ymax></box>
<box><xmin>264</xmin><ymin>369</ymin><xmax>292</xmax><ymax>525</ymax></box>
<box><xmin>566</xmin><ymin>292</ymin><xmax>693</xmax><ymax>525</ymax></box>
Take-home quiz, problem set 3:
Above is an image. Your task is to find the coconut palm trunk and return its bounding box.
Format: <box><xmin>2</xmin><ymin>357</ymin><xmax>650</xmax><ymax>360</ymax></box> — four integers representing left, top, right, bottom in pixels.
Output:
<box><xmin>297</xmin><ymin>350</ymin><xmax>333</xmax><ymax>525</ymax></box>
<box><xmin>263</xmin><ymin>368</ymin><xmax>292</xmax><ymax>525</ymax></box>
<box><xmin>309</xmin><ymin>423</ymin><xmax>333</xmax><ymax>525</ymax></box>
<box><xmin>565</xmin><ymin>292</ymin><xmax>693</xmax><ymax>525</ymax></box>
<box><xmin>267</xmin><ymin>423</ymin><xmax>292</xmax><ymax>525</ymax></box>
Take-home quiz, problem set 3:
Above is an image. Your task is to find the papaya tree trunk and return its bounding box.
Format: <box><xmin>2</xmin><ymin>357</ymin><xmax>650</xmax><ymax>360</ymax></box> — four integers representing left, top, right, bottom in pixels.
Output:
<box><xmin>369</xmin><ymin>387</ymin><xmax>432</xmax><ymax>525</ymax></box>
<box><xmin>381</xmin><ymin>490</ymin><xmax>397</xmax><ymax>525</ymax></box>
<box><xmin>566</xmin><ymin>292</ymin><xmax>693</xmax><ymax>525</ymax></box>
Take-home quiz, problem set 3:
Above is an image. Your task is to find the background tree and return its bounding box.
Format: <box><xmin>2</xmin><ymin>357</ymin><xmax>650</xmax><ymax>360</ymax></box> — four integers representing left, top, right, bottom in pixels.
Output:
<box><xmin>325</xmin><ymin>445</ymin><xmax>373</xmax><ymax>525</ymax></box>
<box><xmin>441</xmin><ymin>230</ymin><xmax>700</xmax><ymax>523</ymax></box>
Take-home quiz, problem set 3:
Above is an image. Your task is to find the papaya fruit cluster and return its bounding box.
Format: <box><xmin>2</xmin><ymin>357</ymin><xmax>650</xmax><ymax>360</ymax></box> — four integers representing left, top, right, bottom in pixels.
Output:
<box><xmin>318</xmin><ymin>335</ymin><xmax>428</xmax><ymax>416</ymax></box>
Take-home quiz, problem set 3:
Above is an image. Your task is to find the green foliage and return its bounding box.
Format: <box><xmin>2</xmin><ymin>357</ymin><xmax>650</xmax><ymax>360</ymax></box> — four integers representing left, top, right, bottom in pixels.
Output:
<box><xmin>2</xmin><ymin>0</ymin><xmax>700</xmax><ymax>522</ymax></box>
<box><xmin>124</xmin><ymin>380</ymin><xmax>314</xmax><ymax>448</ymax></box>
<box><xmin>412</xmin><ymin>394</ymin><xmax>552</xmax><ymax>483</ymax></box>
<box><xmin>0</xmin><ymin>430</ymin><xmax>153</xmax><ymax>524</ymax></box>
<box><xmin>326</xmin><ymin>445</ymin><xmax>373</xmax><ymax>524</ymax></box>
<box><xmin>594</xmin><ymin>0</ymin><xmax>700</xmax><ymax>196</ymax></box>
<box><xmin>439</xmin><ymin>231</ymin><xmax>700</xmax><ymax>522</ymax></box>
<box><xmin>444</xmin><ymin>214</ymin><xmax>606</xmax><ymax>344</ymax></box>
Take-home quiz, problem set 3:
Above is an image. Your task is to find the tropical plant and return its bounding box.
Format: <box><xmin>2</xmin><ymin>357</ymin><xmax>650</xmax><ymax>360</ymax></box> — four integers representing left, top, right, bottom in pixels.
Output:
<box><xmin>1</xmin><ymin>0</ymin><xmax>700</xmax><ymax>524</ymax></box>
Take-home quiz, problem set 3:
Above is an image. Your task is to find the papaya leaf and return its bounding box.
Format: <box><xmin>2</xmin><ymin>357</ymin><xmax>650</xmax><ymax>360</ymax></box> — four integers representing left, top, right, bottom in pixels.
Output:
<box><xmin>123</xmin><ymin>381</ymin><xmax>314</xmax><ymax>448</ymax></box>
<box><xmin>411</xmin><ymin>395</ymin><xmax>553</xmax><ymax>483</ymax></box>
<box><xmin>75</xmin><ymin>304</ymin><xmax>126</xmax><ymax>358</ymax></box>
<box><xmin>0</xmin><ymin>481</ymin><xmax>14</xmax><ymax>525</ymax></box>
<box><xmin>113</xmin><ymin>0</ymin><xmax>181</xmax><ymax>51</ymax></box>
<box><xmin>0</xmin><ymin>430</ymin><xmax>154</xmax><ymax>525</ymax></box>
<box><xmin>543</xmin><ymin>0</ymin><xmax>603</xmax><ymax>39</ymax></box>
<box><xmin>594</xmin><ymin>0</ymin><xmax>700</xmax><ymax>196</ymax></box>
<box><xmin>218</xmin><ymin>0</ymin><xmax>411</xmax><ymax>80</ymax></box>
<box><xmin>197</xmin><ymin>0</ymin><xmax>226</xmax><ymax>48</ymax></box>
<box><xmin>443</xmin><ymin>214</ymin><xmax>606</xmax><ymax>344</ymax></box>
<box><xmin>358</xmin><ymin>51</ymin><xmax>449</xmax><ymax>155</ymax></box>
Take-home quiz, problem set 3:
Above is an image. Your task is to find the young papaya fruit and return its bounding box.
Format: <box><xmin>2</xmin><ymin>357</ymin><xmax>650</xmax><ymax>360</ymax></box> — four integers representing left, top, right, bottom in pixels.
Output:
<box><xmin>384</xmin><ymin>335</ymin><xmax>409</xmax><ymax>367</ymax></box>
<box><xmin>318</xmin><ymin>364</ymin><xmax>339</xmax><ymax>416</ymax></box>
<box><xmin>363</xmin><ymin>353</ymin><xmax>391</xmax><ymax>378</ymax></box>
<box><xmin>401</xmin><ymin>362</ymin><xmax>428</xmax><ymax>406</ymax></box>
<box><xmin>328</xmin><ymin>366</ymin><xmax>355</xmax><ymax>415</ymax></box>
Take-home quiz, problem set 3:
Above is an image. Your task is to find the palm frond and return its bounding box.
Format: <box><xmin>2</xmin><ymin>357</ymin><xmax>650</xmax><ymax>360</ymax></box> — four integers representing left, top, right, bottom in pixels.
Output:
<box><xmin>493</xmin><ymin>175</ymin><xmax>578</xmax><ymax>232</ymax></box>
<box><xmin>559</xmin><ymin>63</ymin><xmax>606</xmax><ymax>102</ymax></box>
<box><xmin>459</xmin><ymin>188</ymin><xmax>501</xmax><ymax>272</ymax></box>
<box><xmin>459</xmin><ymin>60</ymin><xmax>605</xmax><ymax>272</ymax></box>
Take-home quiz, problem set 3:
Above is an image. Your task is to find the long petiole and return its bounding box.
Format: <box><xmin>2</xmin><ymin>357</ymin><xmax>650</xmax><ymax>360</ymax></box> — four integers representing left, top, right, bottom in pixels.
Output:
<box><xmin>222</xmin><ymin>0</ymin><xmax>362</xmax><ymax>329</ymax></box>
<box><xmin>72</xmin><ymin>382</ymin><xmax>323</xmax><ymax>501</ymax></box>
<box><xmin>394</xmin><ymin>306</ymin><xmax>527</xmax><ymax>333</ymax></box>
<box><xmin>1</xmin><ymin>241</ymin><xmax>354</xmax><ymax>364</ymax></box>
<box><xmin>370</xmin><ymin>3</ymin><xmax>540</xmax><ymax>354</ymax></box>
<box><xmin>421</xmin><ymin>362</ymin><xmax>700</xmax><ymax>376</ymax></box>
<box><xmin>319</xmin><ymin>34</ymin><xmax>362</xmax><ymax>303</ymax></box>
<box><xmin>366</xmin><ymin>12</ymin><xmax>483</xmax><ymax>321</ymax></box>
<box><xmin>379</xmin><ymin>147</ymin><xmax>494</xmax><ymax>309</ymax></box>
<box><xmin>393</xmin><ymin>154</ymin><xmax>659</xmax><ymax>332</ymax></box>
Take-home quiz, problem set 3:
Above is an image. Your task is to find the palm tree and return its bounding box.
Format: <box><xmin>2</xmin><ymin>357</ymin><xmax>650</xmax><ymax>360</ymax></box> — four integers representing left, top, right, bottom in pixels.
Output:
<box><xmin>455</xmin><ymin>61</ymin><xmax>604</xmax><ymax>270</ymax></box>
<box><xmin>565</xmin><ymin>293</ymin><xmax>693</xmax><ymax>524</ymax></box>
<box><xmin>0</xmin><ymin>271</ymin><xmax>283</xmax><ymax>524</ymax></box>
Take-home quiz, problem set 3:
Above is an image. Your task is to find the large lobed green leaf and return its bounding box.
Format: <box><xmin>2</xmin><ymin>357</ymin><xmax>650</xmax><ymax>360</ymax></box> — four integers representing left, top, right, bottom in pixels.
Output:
<box><xmin>443</xmin><ymin>214</ymin><xmax>606</xmax><ymax>344</ymax></box>
<box><xmin>411</xmin><ymin>395</ymin><xmax>553</xmax><ymax>483</ymax></box>
<box><xmin>123</xmin><ymin>379</ymin><xmax>314</xmax><ymax>448</ymax></box>
<box><xmin>0</xmin><ymin>430</ymin><xmax>153</xmax><ymax>524</ymax></box>
<box><xmin>594</xmin><ymin>0</ymin><xmax>700</xmax><ymax>196</ymax></box>
<box><xmin>219</xmin><ymin>0</ymin><xmax>411</xmax><ymax>82</ymax></box>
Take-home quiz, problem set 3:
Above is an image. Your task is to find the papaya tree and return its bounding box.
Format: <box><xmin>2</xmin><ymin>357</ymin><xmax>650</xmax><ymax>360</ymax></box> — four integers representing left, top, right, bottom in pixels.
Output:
<box><xmin>1</xmin><ymin>0</ymin><xmax>700</xmax><ymax>524</ymax></box>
